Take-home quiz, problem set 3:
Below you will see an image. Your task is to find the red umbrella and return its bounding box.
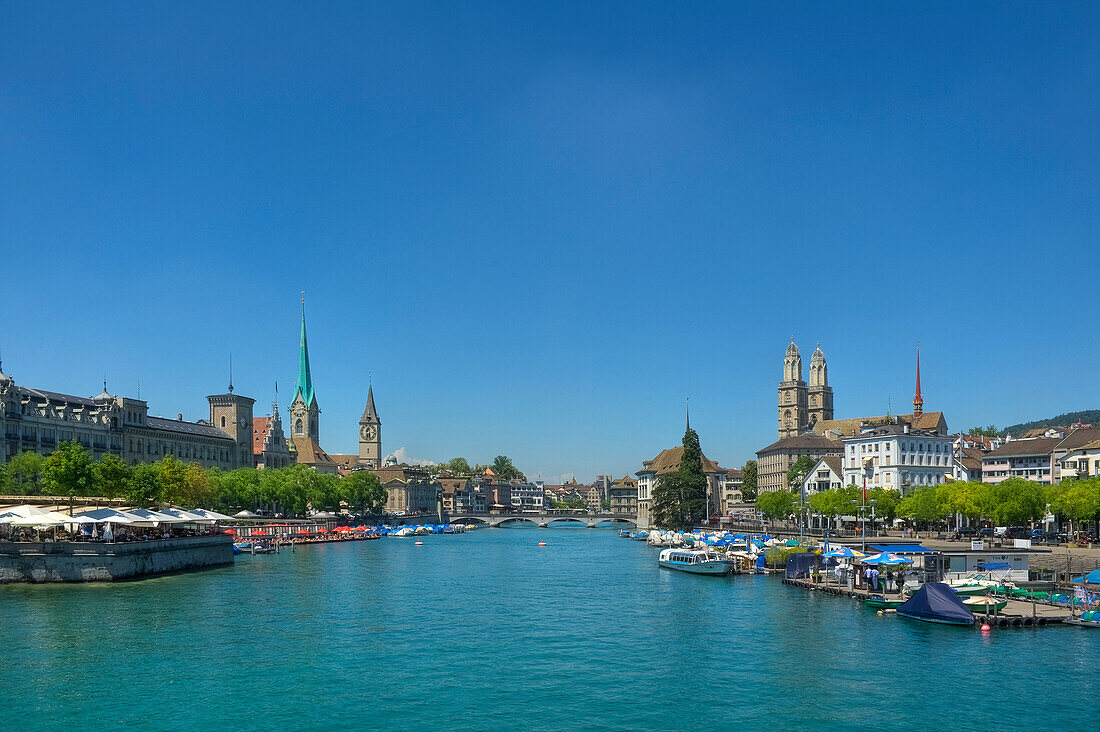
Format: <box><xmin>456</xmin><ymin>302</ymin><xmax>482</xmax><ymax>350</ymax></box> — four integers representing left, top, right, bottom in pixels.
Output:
<box><xmin>296</xmin><ymin>529</ymin><xmax>310</xmax><ymax>534</ymax></box>
<box><xmin>252</xmin><ymin>530</ymin><xmax>268</xmax><ymax>536</ymax></box>
<box><xmin>224</xmin><ymin>529</ymin><xmax>236</xmax><ymax>535</ymax></box>
<box><xmin>317</xmin><ymin>528</ymin><xmax>327</xmax><ymax>532</ymax></box>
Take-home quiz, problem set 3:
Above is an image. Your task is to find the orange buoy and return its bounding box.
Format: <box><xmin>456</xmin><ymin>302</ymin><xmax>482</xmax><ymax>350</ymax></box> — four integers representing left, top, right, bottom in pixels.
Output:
<box><xmin>981</xmin><ymin>624</ymin><xmax>991</xmax><ymax>632</ymax></box>
<box><xmin>414</xmin><ymin>540</ymin><xmax>423</xmax><ymax>546</ymax></box>
<box><xmin>538</xmin><ymin>541</ymin><xmax>546</xmax><ymax>546</ymax></box>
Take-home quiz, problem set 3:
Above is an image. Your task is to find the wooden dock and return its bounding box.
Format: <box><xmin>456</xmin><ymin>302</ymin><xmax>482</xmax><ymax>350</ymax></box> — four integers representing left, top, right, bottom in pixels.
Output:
<box><xmin>781</xmin><ymin>577</ymin><xmax>1072</xmax><ymax>628</ymax></box>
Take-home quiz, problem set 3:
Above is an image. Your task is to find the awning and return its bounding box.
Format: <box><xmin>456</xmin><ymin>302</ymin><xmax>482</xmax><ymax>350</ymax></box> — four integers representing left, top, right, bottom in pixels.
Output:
<box><xmin>869</xmin><ymin>544</ymin><xmax>935</xmax><ymax>555</ymax></box>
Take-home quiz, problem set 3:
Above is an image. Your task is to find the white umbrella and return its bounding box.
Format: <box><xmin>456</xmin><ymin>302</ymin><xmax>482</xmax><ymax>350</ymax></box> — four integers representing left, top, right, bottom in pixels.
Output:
<box><xmin>159</xmin><ymin>507</ymin><xmax>214</xmax><ymax>524</ymax></box>
<box><xmin>5</xmin><ymin>514</ymin><xmax>69</xmax><ymax>527</ymax></box>
<box><xmin>128</xmin><ymin>508</ymin><xmax>188</xmax><ymax>525</ymax></box>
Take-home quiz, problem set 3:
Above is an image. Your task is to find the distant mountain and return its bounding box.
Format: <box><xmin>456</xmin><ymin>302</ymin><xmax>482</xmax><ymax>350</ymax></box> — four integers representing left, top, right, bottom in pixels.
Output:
<box><xmin>1003</xmin><ymin>410</ymin><xmax>1100</xmax><ymax>437</ymax></box>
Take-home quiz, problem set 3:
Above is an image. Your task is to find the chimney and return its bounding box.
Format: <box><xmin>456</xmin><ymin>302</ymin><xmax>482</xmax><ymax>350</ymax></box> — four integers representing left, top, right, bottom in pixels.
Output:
<box><xmin>903</xmin><ymin>423</ymin><xmax>910</xmax><ymax>434</ymax></box>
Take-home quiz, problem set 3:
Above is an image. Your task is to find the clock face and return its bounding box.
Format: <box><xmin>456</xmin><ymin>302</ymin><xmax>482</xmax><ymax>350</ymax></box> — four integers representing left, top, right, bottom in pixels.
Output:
<box><xmin>361</xmin><ymin>425</ymin><xmax>377</xmax><ymax>441</ymax></box>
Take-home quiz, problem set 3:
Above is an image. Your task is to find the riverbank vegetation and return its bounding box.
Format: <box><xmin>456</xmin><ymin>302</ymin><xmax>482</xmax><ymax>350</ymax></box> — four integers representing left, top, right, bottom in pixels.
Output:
<box><xmin>0</xmin><ymin>442</ymin><xmax>387</xmax><ymax>516</ymax></box>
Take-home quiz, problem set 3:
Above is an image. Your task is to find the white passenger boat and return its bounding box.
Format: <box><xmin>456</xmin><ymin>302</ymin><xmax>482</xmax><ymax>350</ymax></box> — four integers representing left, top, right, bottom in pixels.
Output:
<box><xmin>658</xmin><ymin>548</ymin><xmax>732</xmax><ymax>575</ymax></box>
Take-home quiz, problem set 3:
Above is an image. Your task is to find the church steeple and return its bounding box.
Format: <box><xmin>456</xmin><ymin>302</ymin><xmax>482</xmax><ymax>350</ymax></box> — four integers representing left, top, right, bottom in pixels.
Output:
<box><xmin>295</xmin><ymin>296</ymin><xmax>315</xmax><ymax>407</ymax></box>
<box><xmin>358</xmin><ymin>383</ymin><xmax>382</xmax><ymax>468</ymax></box>
<box><xmin>361</xmin><ymin>385</ymin><xmax>378</xmax><ymax>422</ymax></box>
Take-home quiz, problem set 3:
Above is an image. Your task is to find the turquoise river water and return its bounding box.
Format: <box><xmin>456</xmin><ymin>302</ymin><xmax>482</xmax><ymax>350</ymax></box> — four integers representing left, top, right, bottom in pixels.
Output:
<box><xmin>1</xmin><ymin>528</ymin><xmax>1097</xmax><ymax>731</ymax></box>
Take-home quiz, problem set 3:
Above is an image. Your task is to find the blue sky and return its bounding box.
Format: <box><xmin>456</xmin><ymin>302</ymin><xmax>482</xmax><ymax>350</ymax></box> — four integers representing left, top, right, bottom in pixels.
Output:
<box><xmin>2</xmin><ymin>2</ymin><xmax>1097</xmax><ymax>481</ymax></box>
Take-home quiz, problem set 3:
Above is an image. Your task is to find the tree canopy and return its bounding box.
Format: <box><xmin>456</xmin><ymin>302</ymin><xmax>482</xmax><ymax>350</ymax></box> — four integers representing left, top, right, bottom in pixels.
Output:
<box><xmin>0</xmin><ymin>442</ymin><xmax>393</xmax><ymax>516</ymax></box>
<box><xmin>651</xmin><ymin>427</ymin><xmax>709</xmax><ymax>530</ymax></box>
<box><xmin>756</xmin><ymin>489</ymin><xmax>795</xmax><ymax>521</ymax></box>
<box><xmin>741</xmin><ymin>459</ymin><xmax>758</xmax><ymax>502</ymax></box>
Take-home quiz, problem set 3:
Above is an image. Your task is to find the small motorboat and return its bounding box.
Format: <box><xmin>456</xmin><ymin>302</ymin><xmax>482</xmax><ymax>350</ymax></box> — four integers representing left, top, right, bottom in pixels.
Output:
<box><xmin>864</xmin><ymin>595</ymin><xmax>906</xmax><ymax>610</ymax></box>
<box><xmin>950</xmin><ymin>584</ymin><xmax>992</xmax><ymax>597</ymax></box>
<box><xmin>1064</xmin><ymin>611</ymin><xmax>1100</xmax><ymax>628</ymax></box>
<box><xmin>658</xmin><ymin>548</ymin><xmax>732</xmax><ymax>576</ymax></box>
<box><xmin>897</xmin><ymin>582</ymin><xmax>975</xmax><ymax>626</ymax></box>
<box><xmin>961</xmin><ymin>596</ymin><xmax>1008</xmax><ymax>612</ymax></box>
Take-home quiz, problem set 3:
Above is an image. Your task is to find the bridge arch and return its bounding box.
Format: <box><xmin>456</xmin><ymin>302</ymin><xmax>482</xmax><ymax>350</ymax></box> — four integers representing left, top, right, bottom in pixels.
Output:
<box><xmin>594</xmin><ymin>517</ymin><xmax>637</xmax><ymax>528</ymax></box>
<box><xmin>492</xmin><ymin>517</ymin><xmax>540</xmax><ymax>528</ymax></box>
<box><xmin>450</xmin><ymin>516</ymin><xmax>489</xmax><ymax>525</ymax></box>
<box><xmin>544</xmin><ymin>517</ymin><xmax>590</xmax><ymax>528</ymax></box>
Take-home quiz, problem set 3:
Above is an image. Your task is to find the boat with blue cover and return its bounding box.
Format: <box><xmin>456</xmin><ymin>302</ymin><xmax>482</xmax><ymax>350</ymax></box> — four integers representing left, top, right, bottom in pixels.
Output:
<box><xmin>896</xmin><ymin>582</ymin><xmax>975</xmax><ymax>626</ymax></box>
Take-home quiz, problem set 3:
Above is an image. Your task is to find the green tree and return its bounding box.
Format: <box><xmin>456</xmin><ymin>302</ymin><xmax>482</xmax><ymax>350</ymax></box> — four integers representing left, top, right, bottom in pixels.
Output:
<box><xmin>756</xmin><ymin>489</ymin><xmax>795</xmax><ymax>522</ymax></box>
<box><xmin>342</xmin><ymin>470</ymin><xmax>387</xmax><ymax>514</ymax></box>
<box><xmin>447</xmin><ymin>457</ymin><xmax>473</xmax><ymax>476</ymax></box>
<box><xmin>0</xmin><ymin>463</ymin><xmax>11</xmax><ymax>494</ymax></box>
<box><xmin>43</xmin><ymin>441</ymin><xmax>96</xmax><ymax>496</ymax></box>
<box><xmin>966</xmin><ymin>425</ymin><xmax>1001</xmax><ymax>438</ymax></box>
<box><xmin>492</xmin><ymin>455</ymin><xmax>526</xmax><ymax>482</ymax></box>
<box><xmin>93</xmin><ymin>454</ymin><xmax>132</xmax><ymax>499</ymax></box>
<box><xmin>867</xmin><ymin>487</ymin><xmax>901</xmax><ymax>524</ymax></box>
<box><xmin>127</xmin><ymin>463</ymin><xmax>163</xmax><ymax>507</ymax></box>
<box><xmin>989</xmin><ymin>477</ymin><xmax>1046</xmax><ymax>525</ymax></box>
<box><xmin>898</xmin><ymin>487</ymin><xmax>947</xmax><ymax>526</ymax></box>
<box><xmin>651</xmin><ymin>426</ymin><xmax>709</xmax><ymax>530</ymax></box>
<box><xmin>551</xmin><ymin>496</ymin><xmax>588</xmax><ymax>510</ymax></box>
<box><xmin>157</xmin><ymin>456</ymin><xmax>189</xmax><ymax>505</ymax></box>
<box><xmin>8</xmin><ymin>450</ymin><xmax>47</xmax><ymax>495</ymax></box>
<box><xmin>741</xmin><ymin>459</ymin><xmax>758</xmax><ymax>502</ymax></box>
<box><xmin>787</xmin><ymin>454</ymin><xmax>816</xmax><ymax>493</ymax></box>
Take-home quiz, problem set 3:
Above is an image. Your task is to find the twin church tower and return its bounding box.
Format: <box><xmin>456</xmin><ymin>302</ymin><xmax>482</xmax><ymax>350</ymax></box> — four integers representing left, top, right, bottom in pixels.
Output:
<box><xmin>289</xmin><ymin>300</ymin><xmax>382</xmax><ymax>471</ymax></box>
<box><xmin>777</xmin><ymin>339</ymin><xmax>834</xmax><ymax>438</ymax></box>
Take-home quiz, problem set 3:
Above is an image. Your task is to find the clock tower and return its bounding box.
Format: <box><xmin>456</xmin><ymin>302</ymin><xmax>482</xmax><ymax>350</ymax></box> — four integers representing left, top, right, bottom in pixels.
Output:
<box><xmin>358</xmin><ymin>385</ymin><xmax>381</xmax><ymax>468</ymax></box>
<box><xmin>208</xmin><ymin>384</ymin><xmax>256</xmax><ymax>469</ymax></box>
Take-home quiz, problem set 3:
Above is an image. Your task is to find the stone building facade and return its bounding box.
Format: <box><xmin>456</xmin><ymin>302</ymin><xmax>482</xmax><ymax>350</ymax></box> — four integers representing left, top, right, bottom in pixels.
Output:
<box><xmin>755</xmin><ymin>434</ymin><xmax>844</xmax><ymax>494</ymax></box>
<box><xmin>635</xmin><ymin>445</ymin><xmax>727</xmax><ymax>529</ymax></box>
<box><xmin>0</xmin><ymin>359</ymin><xmax>246</xmax><ymax>470</ymax></box>
<box><xmin>778</xmin><ymin>340</ymin><xmax>834</xmax><ymax>438</ymax></box>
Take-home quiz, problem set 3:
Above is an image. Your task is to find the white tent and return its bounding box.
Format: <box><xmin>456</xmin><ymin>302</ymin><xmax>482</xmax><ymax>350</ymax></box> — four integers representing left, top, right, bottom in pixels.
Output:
<box><xmin>187</xmin><ymin>508</ymin><xmax>234</xmax><ymax>522</ymax></box>
<box><xmin>159</xmin><ymin>507</ymin><xmax>214</xmax><ymax>523</ymax></box>
<box><xmin>0</xmin><ymin>505</ymin><xmax>97</xmax><ymax>526</ymax></box>
<box><xmin>128</xmin><ymin>508</ymin><xmax>189</xmax><ymax>525</ymax></box>
<box><xmin>73</xmin><ymin>507</ymin><xmax>139</xmax><ymax>524</ymax></box>
<box><xmin>233</xmin><ymin>510</ymin><xmax>259</xmax><ymax>519</ymax></box>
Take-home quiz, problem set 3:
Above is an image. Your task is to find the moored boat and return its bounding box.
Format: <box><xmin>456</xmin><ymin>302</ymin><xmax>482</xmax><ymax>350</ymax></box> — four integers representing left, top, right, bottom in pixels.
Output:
<box><xmin>950</xmin><ymin>584</ymin><xmax>992</xmax><ymax>597</ymax></box>
<box><xmin>896</xmin><ymin>582</ymin><xmax>975</xmax><ymax>626</ymax></box>
<box><xmin>657</xmin><ymin>548</ymin><xmax>732</xmax><ymax>575</ymax></box>
<box><xmin>961</xmin><ymin>596</ymin><xmax>1008</xmax><ymax>612</ymax></box>
<box><xmin>864</xmin><ymin>596</ymin><xmax>905</xmax><ymax>610</ymax></box>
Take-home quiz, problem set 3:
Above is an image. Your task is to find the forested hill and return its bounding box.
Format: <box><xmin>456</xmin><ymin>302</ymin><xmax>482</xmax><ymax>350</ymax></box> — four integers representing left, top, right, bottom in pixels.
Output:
<box><xmin>1003</xmin><ymin>410</ymin><xmax>1100</xmax><ymax>436</ymax></box>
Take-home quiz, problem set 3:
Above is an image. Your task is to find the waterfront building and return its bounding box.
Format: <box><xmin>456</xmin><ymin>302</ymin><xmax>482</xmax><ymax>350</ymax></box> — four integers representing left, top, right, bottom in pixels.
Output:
<box><xmin>253</xmin><ymin>397</ymin><xmax>294</xmax><ymax>469</ymax></box>
<box><xmin>755</xmin><ymin>434</ymin><xmax>843</xmax><ymax>493</ymax></box>
<box><xmin>720</xmin><ymin>468</ymin><xmax>743</xmax><ymax>512</ymax></box>
<box><xmin>953</xmin><ymin>447</ymin><xmax>985</xmax><ymax>482</ymax></box>
<box><xmin>635</xmin><ymin>446</ymin><xmax>726</xmax><ymax>529</ymax></box>
<box><xmin>801</xmin><ymin>456</ymin><xmax>845</xmax><ymax>496</ymax></box>
<box><xmin>608</xmin><ymin>475</ymin><xmax>638</xmax><ymax>515</ymax></box>
<box><xmin>840</xmin><ymin>422</ymin><xmax>955</xmax><ymax>493</ymax></box>
<box><xmin>1058</xmin><ymin>438</ymin><xmax>1100</xmax><ymax>479</ymax></box>
<box><xmin>378</xmin><ymin>466</ymin><xmax>439</xmax><ymax>515</ymax></box>
<box><xmin>981</xmin><ymin>427</ymin><xmax>1100</xmax><ymax>484</ymax></box>
<box><xmin>593</xmin><ymin>474</ymin><xmax>613</xmax><ymax>501</ymax></box>
<box><xmin>0</xmin><ymin>358</ymin><xmax>249</xmax><ymax>470</ymax></box>
<box><xmin>439</xmin><ymin>477</ymin><xmax>474</xmax><ymax>514</ymax></box>
<box><xmin>358</xmin><ymin>386</ymin><xmax>382</xmax><ymax>468</ymax></box>
<box><xmin>509</xmin><ymin>481</ymin><xmax>544</xmax><ymax>511</ymax></box>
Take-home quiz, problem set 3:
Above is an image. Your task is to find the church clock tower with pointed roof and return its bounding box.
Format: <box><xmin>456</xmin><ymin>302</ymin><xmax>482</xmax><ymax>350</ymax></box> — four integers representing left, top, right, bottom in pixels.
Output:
<box><xmin>358</xmin><ymin>385</ymin><xmax>381</xmax><ymax>468</ymax></box>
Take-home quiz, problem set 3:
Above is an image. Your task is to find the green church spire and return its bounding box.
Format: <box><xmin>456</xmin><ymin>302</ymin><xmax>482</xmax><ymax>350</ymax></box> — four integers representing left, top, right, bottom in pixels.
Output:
<box><xmin>295</xmin><ymin>296</ymin><xmax>315</xmax><ymax>407</ymax></box>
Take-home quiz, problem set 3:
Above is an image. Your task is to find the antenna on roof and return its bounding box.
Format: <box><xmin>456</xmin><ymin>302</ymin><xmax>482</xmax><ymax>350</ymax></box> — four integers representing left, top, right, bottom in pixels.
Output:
<box><xmin>228</xmin><ymin>353</ymin><xmax>234</xmax><ymax>393</ymax></box>
<box><xmin>137</xmin><ymin>379</ymin><xmax>140</xmax><ymax>399</ymax></box>
<box><xmin>103</xmin><ymin>371</ymin><xmax>108</xmax><ymax>394</ymax></box>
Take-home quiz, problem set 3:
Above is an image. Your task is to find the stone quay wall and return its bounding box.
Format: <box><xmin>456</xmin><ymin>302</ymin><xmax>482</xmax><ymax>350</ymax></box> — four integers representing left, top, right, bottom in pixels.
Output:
<box><xmin>0</xmin><ymin>535</ymin><xmax>234</xmax><ymax>583</ymax></box>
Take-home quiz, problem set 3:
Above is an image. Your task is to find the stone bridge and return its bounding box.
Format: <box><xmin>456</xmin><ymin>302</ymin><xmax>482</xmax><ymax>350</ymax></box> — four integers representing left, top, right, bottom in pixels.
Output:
<box><xmin>448</xmin><ymin>512</ymin><xmax>637</xmax><ymax>529</ymax></box>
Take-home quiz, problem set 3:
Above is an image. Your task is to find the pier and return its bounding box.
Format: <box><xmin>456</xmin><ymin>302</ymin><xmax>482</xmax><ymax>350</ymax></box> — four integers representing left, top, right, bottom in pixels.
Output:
<box><xmin>781</xmin><ymin>577</ymin><xmax>1074</xmax><ymax>627</ymax></box>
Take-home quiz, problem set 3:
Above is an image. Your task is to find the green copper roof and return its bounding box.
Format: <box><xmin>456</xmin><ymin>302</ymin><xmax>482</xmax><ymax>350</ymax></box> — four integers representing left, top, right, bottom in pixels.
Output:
<box><xmin>295</xmin><ymin>303</ymin><xmax>315</xmax><ymax>406</ymax></box>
